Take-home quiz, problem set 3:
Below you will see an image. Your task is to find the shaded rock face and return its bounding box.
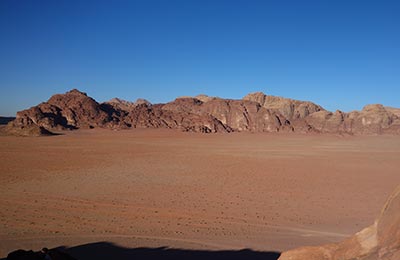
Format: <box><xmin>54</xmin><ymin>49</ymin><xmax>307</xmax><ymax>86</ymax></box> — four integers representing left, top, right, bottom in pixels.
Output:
<box><xmin>278</xmin><ymin>185</ymin><xmax>400</xmax><ymax>260</ymax></box>
<box><xmin>6</xmin><ymin>89</ymin><xmax>400</xmax><ymax>135</ymax></box>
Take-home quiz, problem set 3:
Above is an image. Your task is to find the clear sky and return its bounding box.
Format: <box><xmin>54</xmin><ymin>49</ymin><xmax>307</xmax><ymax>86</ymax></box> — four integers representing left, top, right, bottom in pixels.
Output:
<box><xmin>1</xmin><ymin>0</ymin><xmax>399</xmax><ymax>116</ymax></box>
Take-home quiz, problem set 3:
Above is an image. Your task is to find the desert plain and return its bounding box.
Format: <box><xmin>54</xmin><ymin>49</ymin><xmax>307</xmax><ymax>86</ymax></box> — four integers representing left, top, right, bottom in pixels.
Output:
<box><xmin>1</xmin><ymin>129</ymin><xmax>400</xmax><ymax>257</ymax></box>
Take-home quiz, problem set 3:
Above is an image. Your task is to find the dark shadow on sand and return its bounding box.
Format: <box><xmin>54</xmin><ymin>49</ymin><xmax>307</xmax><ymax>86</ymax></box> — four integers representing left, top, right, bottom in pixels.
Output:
<box><xmin>57</xmin><ymin>241</ymin><xmax>281</xmax><ymax>260</ymax></box>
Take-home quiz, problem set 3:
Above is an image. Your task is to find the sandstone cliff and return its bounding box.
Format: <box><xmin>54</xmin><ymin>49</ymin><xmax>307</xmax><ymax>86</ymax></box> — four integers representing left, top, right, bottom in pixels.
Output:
<box><xmin>105</xmin><ymin>97</ymin><xmax>151</xmax><ymax>111</ymax></box>
<box><xmin>5</xmin><ymin>89</ymin><xmax>400</xmax><ymax>135</ymax></box>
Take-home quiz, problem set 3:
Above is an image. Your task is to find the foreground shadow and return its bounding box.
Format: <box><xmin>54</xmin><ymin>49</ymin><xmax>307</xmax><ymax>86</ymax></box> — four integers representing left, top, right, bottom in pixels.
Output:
<box><xmin>59</xmin><ymin>241</ymin><xmax>281</xmax><ymax>260</ymax></box>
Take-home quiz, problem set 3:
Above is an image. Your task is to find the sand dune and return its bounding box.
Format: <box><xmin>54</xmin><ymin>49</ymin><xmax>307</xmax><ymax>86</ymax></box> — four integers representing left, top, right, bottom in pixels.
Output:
<box><xmin>1</xmin><ymin>129</ymin><xmax>400</xmax><ymax>257</ymax></box>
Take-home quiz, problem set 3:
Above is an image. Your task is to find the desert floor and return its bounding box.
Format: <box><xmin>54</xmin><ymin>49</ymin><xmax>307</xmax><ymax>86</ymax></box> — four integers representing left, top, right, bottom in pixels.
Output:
<box><xmin>1</xmin><ymin>129</ymin><xmax>400</xmax><ymax>257</ymax></box>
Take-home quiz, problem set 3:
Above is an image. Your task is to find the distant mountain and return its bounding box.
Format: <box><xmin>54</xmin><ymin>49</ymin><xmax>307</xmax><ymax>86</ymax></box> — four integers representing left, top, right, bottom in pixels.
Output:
<box><xmin>0</xmin><ymin>116</ymin><xmax>15</xmax><ymax>125</ymax></box>
<box><xmin>4</xmin><ymin>89</ymin><xmax>400</xmax><ymax>136</ymax></box>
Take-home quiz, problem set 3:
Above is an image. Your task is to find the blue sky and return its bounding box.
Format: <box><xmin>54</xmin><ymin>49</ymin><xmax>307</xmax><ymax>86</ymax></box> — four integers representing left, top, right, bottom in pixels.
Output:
<box><xmin>0</xmin><ymin>0</ymin><xmax>399</xmax><ymax>116</ymax></box>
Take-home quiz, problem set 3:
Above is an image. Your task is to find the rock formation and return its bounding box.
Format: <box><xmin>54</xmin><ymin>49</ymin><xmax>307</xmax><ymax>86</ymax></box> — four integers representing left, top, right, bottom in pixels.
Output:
<box><xmin>3</xmin><ymin>123</ymin><xmax>54</xmax><ymax>137</ymax></box>
<box><xmin>385</xmin><ymin>107</ymin><xmax>400</xmax><ymax>117</ymax></box>
<box><xmin>243</xmin><ymin>92</ymin><xmax>324</xmax><ymax>120</ymax></box>
<box><xmin>194</xmin><ymin>94</ymin><xmax>217</xmax><ymax>103</ymax></box>
<box><xmin>305</xmin><ymin>104</ymin><xmax>400</xmax><ymax>135</ymax></box>
<box><xmin>106</xmin><ymin>97</ymin><xmax>151</xmax><ymax>111</ymax></box>
<box><xmin>10</xmin><ymin>89</ymin><xmax>114</xmax><ymax>130</ymax></box>
<box><xmin>5</xmin><ymin>89</ymin><xmax>400</xmax><ymax>136</ymax></box>
<box><xmin>243</xmin><ymin>92</ymin><xmax>400</xmax><ymax>135</ymax></box>
<box><xmin>279</xmin><ymin>185</ymin><xmax>400</xmax><ymax>260</ymax></box>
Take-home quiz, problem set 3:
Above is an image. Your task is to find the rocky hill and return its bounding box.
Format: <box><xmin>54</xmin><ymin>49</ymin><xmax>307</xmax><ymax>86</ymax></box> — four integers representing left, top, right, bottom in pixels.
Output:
<box><xmin>4</xmin><ymin>89</ymin><xmax>400</xmax><ymax>135</ymax></box>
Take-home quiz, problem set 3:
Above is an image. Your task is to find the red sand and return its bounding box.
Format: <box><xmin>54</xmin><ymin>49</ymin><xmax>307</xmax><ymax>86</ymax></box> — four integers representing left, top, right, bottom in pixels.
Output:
<box><xmin>1</xmin><ymin>129</ymin><xmax>399</xmax><ymax>256</ymax></box>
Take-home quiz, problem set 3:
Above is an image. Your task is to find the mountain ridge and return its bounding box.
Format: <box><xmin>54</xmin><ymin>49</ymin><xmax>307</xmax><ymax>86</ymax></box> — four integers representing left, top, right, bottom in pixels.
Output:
<box><xmin>4</xmin><ymin>89</ymin><xmax>400</xmax><ymax>136</ymax></box>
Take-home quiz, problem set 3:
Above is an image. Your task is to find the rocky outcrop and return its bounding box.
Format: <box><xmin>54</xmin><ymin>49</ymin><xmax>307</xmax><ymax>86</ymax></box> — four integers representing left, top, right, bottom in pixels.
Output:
<box><xmin>243</xmin><ymin>92</ymin><xmax>324</xmax><ymax>120</ymax></box>
<box><xmin>279</xmin><ymin>185</ymin><xmax>400</xmax><ymax>260</ymax></box>
<box><xmin>385</xmin><ymin>107</ymin><xmax>400</xmax><ymax>117</ymax></box>
<box><xmin>305</xmin><ymin>110</ymin><xmax>347</xmax><ymax>134</ymax></box>
<box><xmin>12</xmin><ymin>89</ymin><xmax>115</xmax><ymax>130</ymax></box>
<box><xmin>194</xmin><ymin>94</ymin><xmax>217</xmax><ymax>103</ymax></box>
<box><xmin>243</xmin><ymin>92</ymin><xmax>400</xmax><ymax>134</ymax></box>
<box><xmin>2</xmin><ymin>123</ymin><xmax>54</xmax><ymax>137</ymax></box>
<box><xmin>9</xmin><ymin>90</ymin><xmax>233</xmax><ymax>134</ymax></box>
<box><xmin>6</xmin><ymin>89</ymin><xmax>400</xmax><ymax>135</ymax></box>
<box><xmin>200</xmin><ymin>98</ymin><xmax>290</xmax><ymax>132</ymax></box>
<box><xmin>304</xmin><ymin>104</ymin><xmax>400</xmax><ymax>135</ymax></box>
<box><xmin>346</xmin><ymin>104</ymin><xmax>399</xmax><ymax>135</ymax></box>
<box><xmin>123</xmin><ymin>102</ymin><xmax>231</xmax><ymax>133</ymax></box>
<box><xmin>161</xmin><ymin>97</ymin><xmax>291</xmax><ymax>132</ymax></box>
<box><xmin>106</xmin><ymin>97</ymin><xmax>151</xmax><ymax>111</ymax></box>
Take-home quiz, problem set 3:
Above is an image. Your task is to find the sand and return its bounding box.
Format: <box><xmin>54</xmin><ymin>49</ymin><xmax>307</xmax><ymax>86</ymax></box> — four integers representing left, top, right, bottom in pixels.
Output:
<box><xmin>1</xmin><ymin>129</ymin><xmax>400</xmax><ymax>257</ymax></box>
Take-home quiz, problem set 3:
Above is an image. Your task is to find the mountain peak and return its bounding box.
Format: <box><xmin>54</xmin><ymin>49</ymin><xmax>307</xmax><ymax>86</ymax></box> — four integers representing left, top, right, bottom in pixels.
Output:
<box><xmin>66</xmin><ymin>89</ymin><xmax>87</xmax><ymax>96</ymax></box>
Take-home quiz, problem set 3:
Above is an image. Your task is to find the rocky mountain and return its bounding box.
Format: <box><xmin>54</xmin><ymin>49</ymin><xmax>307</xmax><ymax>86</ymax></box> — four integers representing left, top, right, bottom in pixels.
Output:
<box><xmin>279</xmin><ymin>185</ymin><xmax>400</xmax><ymax>260</ymax></box>
<box><xmin>10</xmin><ymin>89</ymin><xmax>112</xmax><ymax>130</ymax></box>
<box><xmin>4</xmin><ymin>89</ymin><xmax>400</xmax><ymax>136</ymax></box>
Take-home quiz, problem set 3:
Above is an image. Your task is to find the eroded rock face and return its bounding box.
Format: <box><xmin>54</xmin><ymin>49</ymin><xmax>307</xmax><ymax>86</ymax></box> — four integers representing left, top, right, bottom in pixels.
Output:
<box><xmin>243</xmin><ymin>92</ymin><xmax>324</xmax><ymax>119</ymax></box>
<box><xmin>279</xmin><ymin>185</ymin><xmax>400</xmax><ymax>260</ymax></box>
<box><xmin>350</xmin><ymin>105</ymin><xmax>399</xmax><ymax>134</ymax></box>
<box><xmin>12</xmin><ymin>89</ymin><xmax>114</xmax><ymax>130</ymax></box>
<box><xmin>194</xmin><ymin>94</ymin><xmax>216</xmax><ymax>103</ymax></box>
<box><xmin>385</xmin><ymin>107</ymin><xmax>400</xmax><ymax>117</ymax></box>
<box><xmin>106</xmin><ymin>97</ymin><xmax>151</xmax><ymax>111</ymax></box>
<box><xmin>6</xmin><ymin>89</ymin><xmax>400</xmax><ymax>135</ymax></box>
<box><xmin>161</xmin><ymin>97</ymin><xmax>291</xmax><ymax>132</ymax></box>
<box><xmin>200</xmin><ymin>98</ymin><xmax>288</xmax><ymax>132</ymax></box>
<box><xmin>123</xmin><ymin>102</ymin><xmax>231</xmax><ymax>133</ymax></box>
<box><xmin>304</xmin><ymin>105</ymin><xmax>400</xmax><ymax>135</ymax></box>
